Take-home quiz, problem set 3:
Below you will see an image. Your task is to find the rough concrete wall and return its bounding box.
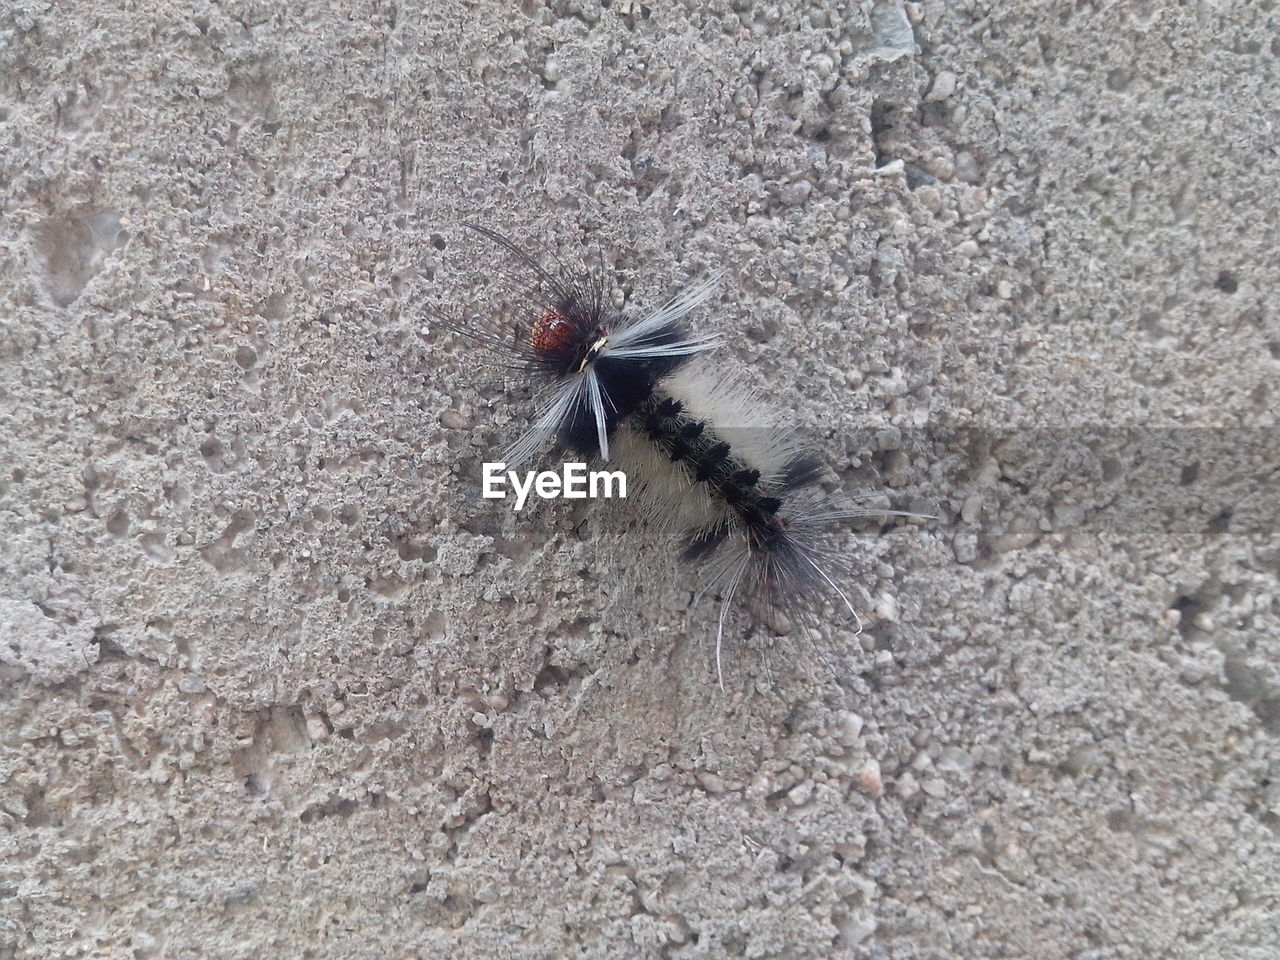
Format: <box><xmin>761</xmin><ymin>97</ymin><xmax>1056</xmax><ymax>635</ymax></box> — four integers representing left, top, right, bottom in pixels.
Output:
<box><xmin>1</xmin><ymin>1</ymin><xmax>1277</xmax><ymax>958</ymax></box>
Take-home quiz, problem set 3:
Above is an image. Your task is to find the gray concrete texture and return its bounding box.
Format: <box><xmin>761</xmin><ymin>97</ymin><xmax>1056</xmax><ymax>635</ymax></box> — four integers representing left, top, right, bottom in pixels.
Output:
<box><xmin>1</xmin><ymin>0</ymin><xmax>1277</xmax><ymax>957</ymax></box>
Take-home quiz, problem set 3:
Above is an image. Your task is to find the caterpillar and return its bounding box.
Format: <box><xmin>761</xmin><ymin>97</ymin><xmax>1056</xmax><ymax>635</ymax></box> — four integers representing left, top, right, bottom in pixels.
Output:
<box><xmin>440</xmin><ymin>224</ymin><xmax>905</xmax><ymax>686</ymax></box>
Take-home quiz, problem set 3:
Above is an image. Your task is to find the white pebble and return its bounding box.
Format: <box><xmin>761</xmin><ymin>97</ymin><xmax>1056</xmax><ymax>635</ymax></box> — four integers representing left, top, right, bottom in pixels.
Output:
<box><xmin>839</xmin><ymin>711</ymin><xmax>865</xmax><ymax>746</ymax></box>
<box><xmin>874</xmin><ymin>593</ymin><xmax>898</xmax><ymax>623</ymax></box>
<box><xmin>926</xmin><ymin>70</ymin><xmax>958</xmax><ymax>102</ymax></box>
<box><xmin>811</xmin><ymin>53</ymin><xmax>835</xmax><ymax>76</ymax></box>
<box><xmin>788</xmin><ymin>780</ymin><xmax>814</xmax><ymax>805</ymax></box>
<box><xmin>856</xmin><ymin>759</ymin><xmax>883</xmax><ymax>797</ymax></box>
<box><xmin>696</xmin><ymin>771</ymin><xmax>727</xmax><ymax>794</ymax></box>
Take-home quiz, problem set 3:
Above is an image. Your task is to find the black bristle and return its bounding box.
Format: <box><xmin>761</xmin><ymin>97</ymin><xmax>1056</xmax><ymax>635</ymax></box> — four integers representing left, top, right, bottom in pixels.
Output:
<box><xmin>681</xmin><ymin>525</ymin><xmax>728</xmax><ymax>562</ymax></box>
<box><xmin>779</xmin><ymin>454</ymin><xmax>824</xmax><ymax>492</ymax></box>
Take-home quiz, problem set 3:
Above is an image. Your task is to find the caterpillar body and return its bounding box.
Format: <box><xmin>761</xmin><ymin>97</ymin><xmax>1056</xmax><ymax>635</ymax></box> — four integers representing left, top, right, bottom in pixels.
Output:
<box><xmin>442</xmin><ymin>225</ymin><xmax>901</xmax><ymax>686</ymax></box>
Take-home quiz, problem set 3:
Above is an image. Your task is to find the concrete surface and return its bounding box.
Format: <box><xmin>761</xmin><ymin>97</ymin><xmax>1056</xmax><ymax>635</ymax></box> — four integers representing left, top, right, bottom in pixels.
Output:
<box><xmin>2</xmin><ymin>1</ymin><xmax>1277</xmax><ymax>958</ymax></box>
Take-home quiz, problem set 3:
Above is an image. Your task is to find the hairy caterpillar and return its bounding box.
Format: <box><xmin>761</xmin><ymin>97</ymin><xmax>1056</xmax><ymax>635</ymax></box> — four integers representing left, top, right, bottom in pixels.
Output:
<box><xmin>440</xmin><ymin>225</ymin><xmax>906</xmax><ymax>686</ymax></box>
